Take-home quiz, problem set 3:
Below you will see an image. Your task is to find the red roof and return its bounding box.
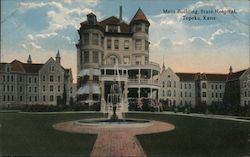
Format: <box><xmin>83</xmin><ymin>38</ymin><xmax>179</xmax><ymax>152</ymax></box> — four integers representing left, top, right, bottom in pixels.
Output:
<box><xmin>130</xmin><ymin>8</ymin><xmax>149</xmax><ymax>25</ymax></box>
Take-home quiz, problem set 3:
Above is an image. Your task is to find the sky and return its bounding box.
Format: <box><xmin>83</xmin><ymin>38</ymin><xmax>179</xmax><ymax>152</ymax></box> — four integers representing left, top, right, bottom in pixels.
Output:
<box><xmin>1</xmin><ymin>0</ymin><xmax>249</xmax><ymax>82</ymax></box>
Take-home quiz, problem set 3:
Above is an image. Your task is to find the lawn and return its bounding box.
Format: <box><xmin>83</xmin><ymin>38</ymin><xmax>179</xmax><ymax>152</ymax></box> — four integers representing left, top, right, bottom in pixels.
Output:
<box><xmin>0</xmin><ymin>112</ymin><xmax>102</xmax><ymax>156</ymax></box>
<box><xmin>0</xmin><ymin>112</ymin><xmax>249</xmax><ymax>157</ymax></box>
<box><xmin>127</xmin><ymin>113</ymin><xmax>250</xmax><ymax>157</ymax></box>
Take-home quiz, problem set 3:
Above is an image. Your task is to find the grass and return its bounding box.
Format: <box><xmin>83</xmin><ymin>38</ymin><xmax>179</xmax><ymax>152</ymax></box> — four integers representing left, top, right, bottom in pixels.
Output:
<box><xmin>0</xmin><ymin>112</ymin><xmax>102</xmax><ymax>156</ymax></box>
<box><xmin>127</xmin><ymin>113</ymin><xmax>250</xmax><ymax>157</ymax></box>
<box><xmin>0</xmin><ymin>112</ymin><xmax>249</xmax><ymax>157</ymax></box>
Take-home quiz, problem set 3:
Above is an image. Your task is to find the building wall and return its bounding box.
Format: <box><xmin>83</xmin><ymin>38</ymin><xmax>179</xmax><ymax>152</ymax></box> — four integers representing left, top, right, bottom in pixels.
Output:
<box><xmin>158</xmin><ymin>68</ymin><xmax>180</xmax><ymax>106</ymax></box>
<box><xmin>240</xmin><ymin>68</ymin><xmax>250</xmax><ymax>106</ymax></box>
<box><xmin>39</xmin><ymin>58</ymin><xmax>65</xmax><ymax>106</ymax></box>
<box><xmin>179</xmin><ymin>81</ymin><xmax>196</xmax><ymax>107</ymax></box>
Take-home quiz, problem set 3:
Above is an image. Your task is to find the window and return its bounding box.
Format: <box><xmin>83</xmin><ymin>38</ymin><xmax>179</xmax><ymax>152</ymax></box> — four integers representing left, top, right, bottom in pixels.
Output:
<box><xmin>20</xmin><ymin>76</ymin><xmax>22</xmax><ymax>82</ymax></box>
<box><xmin>145</xmin><ymin>40</ymin><xmax>149</xmax><ymax>51</ymax></box>
<box><xmin>145</xmin><ymin>25</ymin><xmax>149</xmax><ymax>33</ymax></box>
<box><xmin>29</xmin><ymin>86</ymin><xmax>31</xmax><ymax>92</ymax></box>
<box><xmin>58</xmin><ymin>86</ymin><xmax>60</xmax><ymax>92</ymax></box>
<box><xmin>123</xmin><ymin>57</ymin><xmax>130</xmax><ymax>65</ymax></box>
<box><xmin>43</xmin><ymin>86</ymin><xmax>45</xmax><ymax>92</ymax></box>
<box><xmin>20</xmin><ymin>96</ymin><xmax>22</xmax><ymax>101</ymax></box>
<box><xmin>219</xmin><ymin>84</ymin><xmax>222</xmax><ymax>90</ymax></box>
<box><xmin>162</xmin><ymin>81</ymin><xmax>165</xmax><ymax>88</ymax></box>
<box><xmin>29</xmin><ymin>77</ymin><xmax>31</xmax><ymax>83</ymax></box>
<box><xmin>135</xmin><ymin>56</ymin><xmax>141</xmax><ymax>65</ymax></box>
<box><xmin>11</xmin><ymin>95</ymin><xmax>14</xmax><ymax>101</ymax></box>
<box><xmin>174</xmin><ymin>90</ymin><xmax>176</xmax><ymax>97</ymax></box>
<box><xmin>108</xmin><ymin>55</ymin><xmax>118</xmax><ymax>65</ymax></box>
<box><xmin>245</xmin><ymin>91</ymin><xmax>247</xmax><ymax>97</ymax></box>
<box><xmin>202</xmin><ymin>82</ymin><xmax>206</xmax><ymax>89</ymax></box>
<box><xmin>92</xmin><ymin>33</ymin><xmax>99</xmax><ymax>45</ymax></box>
<box><xmin>70</xmin><ymin>87</ymin><xmax>73</xmax><ymax>94</ymax></box>
<box><xmin>108</xmin><ymin>25</ymin><xmax>118</xmax><ymax>32</ymax></box>
<box><xmin>43</xmin><ymin>95</ymin><xmax>46</xmax><ymax>101</ymax></box>
<box><xmin>34</xmin><ymin>87</ymin><xmax>37</xmax><ymax>93</ymax></box>
<box><xmin>50</xmin><ymin>75</ymin><xmax>54</xmax><ymax>82</ymax></box>
<box><xmin>35</xmin><ymin>96</ymin><xmax>37</xmax><ymax>102</ymax></box>
<box><xmin>215</xmin><ymin>84</ymin><xmax>218</xmax><ymax>90</ymax></box>
<box><xmin>93</xmin><ymin>51</ymin><xmax>99</xmax><ymax>63</ymax></box>
<box><xmin>181</xmin><ymin>83</ymin><xmax>182</xmax><ymax>89</ymax></box>
<box><xmin>162</xmin><ymin>90</ymin><xmax>165</xmax><ymax>97</ymax></box>
<box><xmin>248</xmin><ymin>91</ymin><xmax>250</xmax><ymax>97</ymax></box>
<box><xmin>211</xmin><ymin>84</ymin><xmax>214</xmax><ymax>89</ymax></box>
<box><xmin>107</xmin><ymin>39</ymin><xmax>111</xmax><ymax>49</ymax></box>
<box><xmin>3</xmin><ymin>95</ymin><xmax>5</xmax><ymax>101</ymax></box>
<box><xmin>212</xmin><ymin>93</ymin><xmax>214</xmax><ymax>98</ymax></box>
<box><xmin>216</xmin><ymin>93</ymin><xmax>218</xmax><ymax>98</ymax></box>
<box><xmin>11</xmin><ymin>86</ymin><xmax>14</xmax><ymax>92</ymax></box>
<box><xmin>84</xmin><ymin>51</ymin><xmax>89</xmax><ymax>63</ymax></box>
<box><xmin>7</xmin><ymin>85</ymin><xmax>9</xmax><ymax>92</ymax></box>
<box><xmin>135</xmin><ymin>24</ymin><xmax>142</xmax><ymax>32</ymax></box>
<box><xmin>3</xmin><ymin>75</ymin><xmax>5</xmax><ymax>82</ymax></box>
<box><xmin>43</xmin><ymin>75</ymin><xmax>46</xmax><ymax>81</ymax></box>
<box><xmin>167</xmin><ymin>81</ymin><xmax>171</xmax><ymax>87</ymax></box>
<box><xmin>50</xmin><ymin>95</ymin><xmax>54</xmax><ymax>101</ymax></box>
<box><xmin>202</xmin><ymin>92</ymin><xmax>206</xmax><ymax>97</ymax></box>
<box><xmin>124</xmin><ymin>40</ymin><xmax>129</xmax><ymax>50</ymax></box>
<box><xmin>29</xmin><ymin>96</ymin><xmax>32</xmax><ymax>102</ymax></box>
<box><xmin>167</xmin><ymin>90</ymin><xmax>171</xmax><ymax>96</ymax></box>
<box><xmin>11</xmin><ymin>75</ymin><xmax>14</xmax><ymax>82</ymax></box>
<box><xmin>189</xmin><ymin>92</ymin><xmax>191</xmax><ymax>97</ymax></box>
<box><xmin>7</xmin><ymin>75</ymin><xmax>9</xmax><ymax>82</ymax></box>
<box><xmin>220</xmin><ymin>93</ymin><xmax>222</xmax><ymax>98</ymax></box>
<box><xmin>50</xmin><ymin>85</ymin><xmax>53</xmax><ymax>92</ymax></box>
<box><xmin>34</xmin><ymin>77</ymin><xmax>37</xmax><ymax>83</ymax></box>
<box><xmin>114</xmin><ymin>40</ymin><xmax>119</xmax><ymax>49</ymax></box>
<box><xmin>58</xmin><ymin>76</ymin><xmax>61</xmax><ymax>82</ymax></box>
<box><xmin>50</xmin><ymin>65</ymin><xmax>54</xmax><ymax>71</ymax></box>
<box><xmin>189</xmin><ymin>84</ymin><xmax>191</xmax><ymax>89</ymax></box>
<box><xmin>101</xmin><ymin>36</ymin><xmax>104</xmax><ymax>47</ymax></box>
<box><xmin>135</xmin><ymin>39</ymin><xmax>142</xmax><ymax>50</ymax></box>
<box><xmin>174</xmin><ymin>81</ymin><xmax>176</xmax><ymax>88</ymax></box>
<box><xmin>185</xmin><ymin>84</ymin><xmax>187</xmax><ymax>89</ymax></box>
<box><xmin>185</xmin><ymin>92</ymin><xmax>187</xmax><ymax>97</ymax></box>
<box><xmin>84</xmin><ymin>33</ymin><xmax>89</xmax><ymax>45</ymax></box>
<box><xmin>180</xmin><ymin>92</ymin><xmax>182</xmax><ymax>97</ymax></box>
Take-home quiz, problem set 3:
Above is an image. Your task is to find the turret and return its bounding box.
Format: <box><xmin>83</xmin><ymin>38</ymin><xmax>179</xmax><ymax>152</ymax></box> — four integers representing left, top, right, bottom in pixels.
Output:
<box><xmin>229</xmin><ymin>66</ymin><xmax>233</xmax><ymax>74</ymax></box>
<box><xmin>27</xmin><ymin>54</ymin><xmax>32</xmax><ymax>64</ymax></box>
<box><xmin>56</xmin><ymin>50</ymin><xmax>61</xmax><ymax>64</ymax></box>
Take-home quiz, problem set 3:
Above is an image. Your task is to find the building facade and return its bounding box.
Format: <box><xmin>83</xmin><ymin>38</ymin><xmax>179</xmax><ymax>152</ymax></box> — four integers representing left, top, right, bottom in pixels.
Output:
<box><xmin>76</xmin><ymin>8</ymin><xmax>160</xmax><ymax>110</ymax></box>
<box><xmin>0</xmin><ymin>51</ymin><xmax>76</xmax><ymax>108</ymax></box>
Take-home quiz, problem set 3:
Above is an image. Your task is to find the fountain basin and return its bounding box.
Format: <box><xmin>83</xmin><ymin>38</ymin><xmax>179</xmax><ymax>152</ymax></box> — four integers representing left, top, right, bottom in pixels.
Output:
<box><xmin>74</xmin><ymin>118</ymin><xmax>152</xmax><ymax>128</ymax></box>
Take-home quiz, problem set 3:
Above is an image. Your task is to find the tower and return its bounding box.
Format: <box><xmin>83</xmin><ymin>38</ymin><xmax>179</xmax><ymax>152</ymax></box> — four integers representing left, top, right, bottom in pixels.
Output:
<box><xmin>76</xmin><ymin>12</ymin><xmax>104</xmax><ymax>105</ymax></box>
<box><xmin>130</xmin><ymin>8</ymin><xmax>150</xmax><ymax>65</ymax></box>
<box><xmin>56</xmin><ymin>50</ymin><xmax>61</xmax><ymax>64</ymax></box>
<box><xmin>27</xmin><ymin>54</ymin><xmax>32</xmax><ymax>64</ymax></box>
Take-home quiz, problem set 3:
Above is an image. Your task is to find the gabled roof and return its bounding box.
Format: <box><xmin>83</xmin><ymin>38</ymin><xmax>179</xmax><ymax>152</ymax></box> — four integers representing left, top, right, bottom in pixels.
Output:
<box><xmin>176</xmin><ymin>73</ymin><xmax>196</xmax><ymax>81</ymax></box>
<box><xmin>10</xmin><ymin>60</ymin><xmax>26</xmax><ymax>73</ymax></box>
<box><xmin>130</xmin><ymin>8</ymin><xmax>149</xmax><ymax>25</ymax></box>
<box><xmin>99</xmin><ymin>16</ymin><xmax>130</xmax><ymax>33</ymax></box>
<box><xmin>227</xmin><ymin>69</ymin><xmax>246</xmax><ymax>81</ymax></box>
<box><xmin>22</xmin><ymin>63</ymin><xmax>43</xmax><ymax>73</ymax></box>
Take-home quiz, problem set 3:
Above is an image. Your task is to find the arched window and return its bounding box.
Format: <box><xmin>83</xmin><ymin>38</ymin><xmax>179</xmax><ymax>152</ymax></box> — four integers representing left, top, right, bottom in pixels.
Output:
<box><xmin>202</xmin><ymin>82</ymin><xmax>206</xmax><ymax>89</ymax></box>
<box><xmin>162</xmin><ymin>81</ymin><xmax>165</xmax><ymax>88</ymax></box>
<box><xmin>167</xmin><ymin>90</ymin><xmax>171</xmax><ymax>96</ymax></box>
<box><xmin>162</xmin><ymin>90</ymin><xmax>165</xmax><ymax>97</ymax></box>
<box><xmin>107</xmin><ymin>55</ymin><xmax>118</xmax><ymax>65</ymax></box>
<box><xmin>174</xmin><ymin>81</ymin><xmax>176</xmax><ymax>88</ymax></box>
<box><xmin>167</xmin><ymin>80</ymin><xmax>171</xmax><ymax>87</ymax></box>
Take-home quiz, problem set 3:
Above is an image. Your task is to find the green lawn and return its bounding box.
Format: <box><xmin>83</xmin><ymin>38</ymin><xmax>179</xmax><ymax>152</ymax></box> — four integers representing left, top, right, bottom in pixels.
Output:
<box><xmin>0</xmin><ymin>112</ymin><xmax>102</xmax><ymax>156</ymax></box>
<box><xmin>0</xmin><ymin>112</ymin><xmax>249</xmax><ymax>157</ymax></box>
<box><xmin>127</xmin><ymin>113</ymin><xmax>250</xmax><ymax>157</ymax></box>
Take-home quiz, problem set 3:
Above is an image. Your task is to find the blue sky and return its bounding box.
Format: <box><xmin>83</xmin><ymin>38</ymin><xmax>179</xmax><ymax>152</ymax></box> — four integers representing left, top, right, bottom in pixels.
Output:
<box><xmin>1</xmin><ymin>0</ymin><xmax>249</xmax><ymax>82</ymax></box>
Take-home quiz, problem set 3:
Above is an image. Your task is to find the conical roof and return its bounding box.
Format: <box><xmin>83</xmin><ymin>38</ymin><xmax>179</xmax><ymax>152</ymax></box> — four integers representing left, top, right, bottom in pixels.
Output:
<box><xmin>130</xmin><ymin>8</ymin><xmax>149</xmax><ymax>25</ymax></box>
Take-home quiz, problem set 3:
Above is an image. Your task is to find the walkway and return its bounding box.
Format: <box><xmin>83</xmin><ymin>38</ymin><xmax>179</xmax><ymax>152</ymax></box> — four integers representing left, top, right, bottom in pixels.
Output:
<box><xmin>53</xmin><ymin>120</ymin><xmax>174</xmax><ymax>157</ymax></box>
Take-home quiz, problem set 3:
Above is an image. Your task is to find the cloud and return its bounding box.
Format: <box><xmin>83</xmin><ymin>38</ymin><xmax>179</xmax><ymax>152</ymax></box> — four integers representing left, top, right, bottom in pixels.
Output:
<box><xmin>30</xmin><ymin>42</ymin><xmax>42</xmax><ymax>49</ymax></box>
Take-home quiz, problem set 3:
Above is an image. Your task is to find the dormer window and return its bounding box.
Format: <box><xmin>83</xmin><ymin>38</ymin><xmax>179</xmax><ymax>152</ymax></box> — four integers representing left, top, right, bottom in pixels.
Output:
<box><xmin>108</xmin><ymin>25</ymin><xmax>118</xmax><ymax>32</ymax></box>
<box><xmin>87</xmin><ymin>13</ymin><xmax>97</xmax><ymax>25</ymax></box>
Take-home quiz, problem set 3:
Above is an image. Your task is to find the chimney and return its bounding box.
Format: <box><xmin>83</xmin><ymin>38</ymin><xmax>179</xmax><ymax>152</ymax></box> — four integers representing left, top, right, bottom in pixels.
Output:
<box><xmin>119</xmin><ymin>6</ymin><xmax>122</xmax><ymax>22</ymax></box>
